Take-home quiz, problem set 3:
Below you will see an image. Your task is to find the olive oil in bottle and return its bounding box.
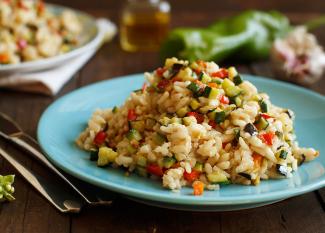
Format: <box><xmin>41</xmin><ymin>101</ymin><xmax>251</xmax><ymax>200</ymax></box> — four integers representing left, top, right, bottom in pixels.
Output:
<box><xmin>120</xmin><ymin>0</ymin><xmax>170</xmax><ymax>52</ymax></box>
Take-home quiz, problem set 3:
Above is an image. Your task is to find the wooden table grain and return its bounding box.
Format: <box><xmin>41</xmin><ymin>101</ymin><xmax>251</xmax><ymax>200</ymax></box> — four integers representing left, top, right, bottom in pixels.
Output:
<box><xmin>1</xmin><ymin>1</ymin><xmax>325</xmax><ymax>232</ymax></box>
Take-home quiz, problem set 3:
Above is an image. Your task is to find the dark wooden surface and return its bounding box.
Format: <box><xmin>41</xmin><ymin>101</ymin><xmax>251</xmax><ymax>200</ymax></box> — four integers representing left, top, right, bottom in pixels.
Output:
<box><xmin>1</xmin><ymin>1</ymin><xmax>325</xmax><ymax>232</ymax></box>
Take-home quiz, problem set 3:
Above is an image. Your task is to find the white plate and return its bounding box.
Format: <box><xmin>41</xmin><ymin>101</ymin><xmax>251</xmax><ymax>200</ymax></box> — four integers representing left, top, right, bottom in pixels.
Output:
<box><xmin>0</xmin><ymin>3</ymin><xmax>98</xmax><ymax>75</ymax></box>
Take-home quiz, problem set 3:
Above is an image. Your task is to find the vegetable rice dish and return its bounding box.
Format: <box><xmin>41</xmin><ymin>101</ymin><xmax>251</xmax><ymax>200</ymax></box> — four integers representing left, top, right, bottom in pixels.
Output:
<box><xmin>0</xmin><ymin>0</ymin><xmax>82</xmax><ymax>64</ymax></box>
<box><xmin>76</xmin><ymin>58</ymin><xmax>319</xmax><ymax>194</ymax></box>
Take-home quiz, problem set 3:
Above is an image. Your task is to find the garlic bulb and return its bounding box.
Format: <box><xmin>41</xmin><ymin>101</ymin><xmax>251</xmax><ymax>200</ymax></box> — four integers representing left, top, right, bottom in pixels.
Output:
<box><xmin>271</xmin><ymin>26</ymin><xmax>325</xmax><ymax>86</ymax></box>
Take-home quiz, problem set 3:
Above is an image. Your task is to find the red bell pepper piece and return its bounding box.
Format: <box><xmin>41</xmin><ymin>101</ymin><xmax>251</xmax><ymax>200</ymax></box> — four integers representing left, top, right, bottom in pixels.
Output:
<box><xmin>208</xmin><ymin>120</ymin><xmax>217</xmax><ymax>129</ymax></box>
<box><xmin>184</xmin><ymin>170</ymin><xmax>200</xmax><ymax>182</ymax></box>
<box><xmin>187</xmin><ymin>112</ymin><xmax>204</xmax><ymax>124</ymax></box>
<box><xmin>157</xmin><ymin>79</ymin><xmax>170</xmax><ymax>91</ymax></box>
<box><xmin>94</xmin><ymin>131</ymin><xmax>107</xmax><ymax>145</ymax></box>
<box><xmin>147</xmin><ymin>164</ymin><xmax>164</xmax><ymax>177</ymax></box>
<box><xmin>260</xmin><ymin>113</ymin><xmax>273</xmax><ymax>119</ymax></box>
<box><xmin>211</xmin><ymin>69</ymin><xmax>228</xmax><ymax>78</ymax></box>
<box><xmin>127</xmin><ymin>109</ymin><xmax>137</xmax><ymax>121</ymax></box>
<box><xmin>156</xmin><ymin>67</ymin><xmax>166</xmax><ymax>77</ymax></box>
<box><xmin>220</xmin><ymin>95</ymin><xmax>230</xmax><ymax>104</ymax></box>
<box><xmin>260</xmin><ymin>132</ymin><xmax>275</xmax><ymax>146</ymax></box>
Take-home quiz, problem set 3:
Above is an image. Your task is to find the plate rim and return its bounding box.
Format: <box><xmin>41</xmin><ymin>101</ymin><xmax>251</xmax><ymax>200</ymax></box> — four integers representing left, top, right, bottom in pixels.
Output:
<box><xmin>0</xmin><ymin>3</ymin><xmax>98</xmax><ymax>73</ymax></box>
<box><xmin>37</xmin><ymin>73</ymin><xmax>325</xmax><ymax>206</ymax></box>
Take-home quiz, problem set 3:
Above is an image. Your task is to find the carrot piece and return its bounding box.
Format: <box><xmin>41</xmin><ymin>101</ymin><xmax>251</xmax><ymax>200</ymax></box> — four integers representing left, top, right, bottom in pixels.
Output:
<box><xmin>208</xmin><ymin>82</ymin><xmax>218</xmax><ymax>88</ymax></box>
<box><xmin>192</xmin><ymin>181</ymin><xmax>204</xmax><ymax>196</ymax></box>
<box><xmin>252</xmin><ymin>153</ymin><xmax>263</xmax><ymax>167</ymax></box>
<box><xmin>0</xmin><ymin>53</ymin><xmax>9</xmax><ymax>63</ymax></box>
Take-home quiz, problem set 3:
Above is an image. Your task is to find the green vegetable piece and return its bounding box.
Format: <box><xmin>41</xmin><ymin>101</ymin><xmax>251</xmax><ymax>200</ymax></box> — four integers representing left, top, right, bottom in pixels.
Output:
<box><xmin>126</xmin><ymin>144</ymin><xmax>137</xmax><ymax>154</ymax></box>
<box><xmin>90</xmin><ymin>150</ymin><xmax>99</xmax><ymax>161</ymax></box>
<box><xmin>279</xmin><ymin>150</ymin><xmax>288</xmax><ymax>159</ymax></box>
<box><xmin>199</xmin><ymin>72</ymin><xmax>211</xmax><ymax>83</ymax></box>
<box><xmin>233</xmin><ymin>75</ymin><xmax>243</xmax><ymax>85</ymax></box>
<box><xmin>159</xmin><ymin>116</ymin><xmax>170</xmax><ymax>126</ymax></box>
<box><xmin>238</xmin><ymin>172</ymin><xmax>251</xmax><ymax>180</ymax></box>
<box><xmin>163</xmin><ymin>157</ymin><xmax>176</xmax><ymax>168</ymax></box>
<box><xmin>130</xmin><ymin>120</ymin><xmax>145</xmax><ymax>132</ymax></box>
<box><xmin>255</xmin><ymin>117</ymin><xmax>269</xmax><ymax>130</ymax></box>
<box><xmin>259</xmin><ymin>100</ymin><xmax>268</xmax><ymax>113</ymax></box>
<box><xmin>97</xmin><ymin>147</ymin><xmax>118</xmax><ymax>166</ymax></box>
<box><xmin>202</xmin><ymin>86</ymin><xmax>212</xmax><ymax>97</ymax></box>
<box><xmin>229</xmin><ymin>96</ymin><xmax>242</xmax><ymax>107</ymax></box>
<box><xmin>160</xmin><ymin>11</ymin><xmax>290</xmax><ymax>63</ymax></box>
<box><xmin>193</xmin><ymin>162</ymin><xmax>203</xmax><ymax>172</ymax></box>
<box><xmin>215</xmin><ymin>111</ymin><xmax>226</xmax><ymax>124</ymax></box>
<box><xmin>137</xmin><ymin>156</ymin><xmax>147</xmax><ymax>167</ymax></box>
<box><xmin>176</xmin><ymin>106</ymin><xmax>189</xmax><ymax>117</ymax></box>
<box><xmin>0</xmin><ymin>175</ymin><xmax>15</xmax><ymax>202</ymax></box>
<box><xmin>145</xmin><ymin>118</ymin><xmax>156</xmax><ymax>128</ymax></box>
<box><xmin>136</xmin><ymin>166</ymin><xmax>148</xmax><ymax>177</ymax></box>
<box><xmin>211</xmin><ymin>78</ymin><xmax>222</xmax><ymax>84</ymax></box>
<box><xmin>190</xmin><ymin>99</ymin><xmax>200</xmax><ymax>110</ymax></box>
<box><xmin>187</xmin><ymin>82</ymin><xmax>201</xmax><ymax>94</ymax></box>
<box><xmin>207</xmin><ymin>171</ymin><xmax>228</xmax><ymax>184</ymax></box>
<box><xmin>170</xmin><ymin>117</ymin><xmax>182</xmax><ymax>124</ymax></box>
<box><xmin>208</xmin><ymin>87</ymin><xmax>221</xmax><ymax>99</ymax></box>
<box><xmin>153</xmin><ymin>133</ymin><xmax>167</xmax><ymax>145</ymax></box>
<box><xmin>112</xmin><ymin>106</ymin><xmax>118</xmax><ymax>113</ymax></box>
<box><xmin>126</xmin><ymin>129</ymin><xmax>142</xmax><ymax>141</ymax></box>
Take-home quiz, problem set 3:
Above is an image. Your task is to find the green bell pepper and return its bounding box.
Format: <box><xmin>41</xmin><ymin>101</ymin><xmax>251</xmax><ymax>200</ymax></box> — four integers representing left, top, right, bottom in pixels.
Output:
<box><xmin>160</xmin><ymin>10</ymin><xmax>290</xmax><ymax>62</ymax></box>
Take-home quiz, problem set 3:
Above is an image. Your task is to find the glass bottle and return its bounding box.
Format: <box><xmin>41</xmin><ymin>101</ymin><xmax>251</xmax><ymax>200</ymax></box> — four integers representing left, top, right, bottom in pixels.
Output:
<box><xmin>120</xmin><ymin>0</ymin><xmax>171</xmax><ymax>52</ymax></box>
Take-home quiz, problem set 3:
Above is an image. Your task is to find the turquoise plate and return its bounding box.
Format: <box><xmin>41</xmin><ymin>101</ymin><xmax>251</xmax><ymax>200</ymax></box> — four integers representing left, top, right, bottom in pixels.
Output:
<box><xmin>38</xmin><ymin>74</ymin><xmax>325</xmax><ymax>209</ymax></box>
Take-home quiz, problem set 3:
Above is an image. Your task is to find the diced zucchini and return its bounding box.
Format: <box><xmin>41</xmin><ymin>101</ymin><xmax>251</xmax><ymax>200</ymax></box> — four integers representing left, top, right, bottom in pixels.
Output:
<box><xmin>190</xmin><ymin>99</ymin><xmax>200</xmax><ymax>110</ymax></box>
<box><xmin>163</xmin><ymin>157</ymin><xmax>176</xmax><ymax>168</ymax></box>
<box><xmin>187</xmin><ymin>82</ymin><xmax>201</xmax><ymax>94</ymax></box>
<box><xmin>89</xmin><ymin>150</ymin><xmax>98</xmax><ymax>161</ymax></box>
<box><xmin>229</xmin><ymin>96</ymin><xmax>242</xmax><ymax>107</ymax></box>
<box><xmin>211</xmin><ymin>78</ymin><xmax>223</xmax><ymax>84</ymax></box>
<box><xmin>255</xmin><ymin>117</ymin><xmax>269</xmax><ymax>130</ymax></box>
<box><xmin>170</xmin><ymin>117</ymin><xmax>182</xmax><ymax>124</ymax></box>
<box><xmin>208</xmin><ymin>87</ymin><xmax>221</xmax><ymax>99</ymax></box>
<box><xmin>199</xmin><ymin>72</ymin><xmax>212</xmax><ymax>84</ymax></box>
<box><xmin>252</xmin><ymin>94</ymin><xmax>262</xmax><ymax>101</ymax></box>
<box><xmin>145</xmin><ymin>118</ymin><xmax>156</xmax><ymax>128</ymax></box>
<box><xmin>137</xmin><ymin>155</ymin><xmax>147</xmax><ymax>167</ymax></box>
<box><xmin>238</xmin><ymin>172</ymin><xmax>251</xmax><ymax>180</ymax></box>
<box><xmin>234</xmin><ymin>128</ymin><xmax>240</xmax><ymax>140</ymax></box>
<box><xmin>136</xmin><ymin>166</ymin><xmax>148</xmax><ymax>177</ymax></box>
<box><xmin>153</xmin><ymin>132</ymin><xmax>167</xmax><ymax>145</ymax></box>
<box><xmin>207</xmin><ymin>110</ymin><xmax>216</xmax><ymax>121</ymax></box>
<box><xmin>222</xmin><ymin>79</ymin><xmax>242</xmax><ymax>97</ymax></box>
<box><xmin>112</xmin><ymin>106</ymin><xmax>118</xmax><ymax>113</ymax></box>
<box><xmin>228</xmin><ymin>67</ymin><xmax>238</xmax><ymax>80</ymax></box>
<box><xmin>276</xmin><ymin>150</ymin><xmax>288</xmax><ymax>160</ymax></box>
<box><xmin>202</xmin><ymin>86</ymin><xmax>212</xmax><ymax>97</ymax></box>
<box><xmin>159</xmin><ymin>116</ymin><xmax>170</xmax><ymax>126</ymax></box>
<box><xmin>244</xmin><ymin>123</ymin><xmax>257</xmax><ymax>136</ymax></box>
<box><xmin>224</xmin><ymin>104</ymin><xmax>236</xmax><ymax>115</ymax></box>
<box><xmin>218</xmin><ymin>180</ymin><xmax>231</xmax><ymax>185</ymax></box>
<box><xmin>215</xmin><ymin>111</ymin><xmax>226</xmax><ymax>124</ymax></box>
<box><xmin>275</xmin><ymin>131</ymin><xmax>283</xmax><ymax>140</ymax></box>
<box><xmin>259</xmin><ymin>100</ymin><xmax>268</xmax><ymax>113</ymax></box>
<box><xmin>126</xmin><ymin>144</ymin><xmax>137</xmax><ymax>154</ymax></box>
<box><xmin>207</xmin><ymin>171</ymin><xmax>228</xmax><ymax>184</ymax></box>
<box><xmin>182</xmin><ymin>117</ymin><xmax>193</xmax><ymax>126</ymax></box>
<box><xmin>193</xmin><ymin>162</ymin><xmax>203</xmax><ymax>172</ymax></box>
<box><xmin>126</xmin><ymin>129</ymin><xmax>142</xmax><ymax>141</ymax></box>
<box><xmin>233</xmin><ymin>75</ymin><xmax>243</xmax><ymax>85</ymax></box>
<box><xmin>176</xmin><ymin>106</ymin><xmax>189</xmax><ymax>117</ymax></box>
<box><xmin>130</xmin><ymin>120</ymin><xmax>145</xmax><ymax>132</ymax></box>
<box><xmin>97</xmin><ymin>147</ymin><xmax>118</xmax><ymax>166</ymax></box>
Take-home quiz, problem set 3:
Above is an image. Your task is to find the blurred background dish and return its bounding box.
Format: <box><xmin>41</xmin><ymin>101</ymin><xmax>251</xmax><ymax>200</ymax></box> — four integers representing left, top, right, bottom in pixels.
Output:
<box><xmin>0</xmin><ymin>3</ymin><xmax>98</xmax><ymax>75</ymax></box>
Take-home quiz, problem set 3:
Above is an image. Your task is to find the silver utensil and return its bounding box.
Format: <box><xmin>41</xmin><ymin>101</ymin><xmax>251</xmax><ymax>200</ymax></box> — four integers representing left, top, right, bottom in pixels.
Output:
<box><xmin>0</xmin><ymin>143</ymin><xmax>84</xmax><ymax>213</ymax></box>
<box><xmin>0</xmin><ymin>112</ymin><xmax>114</xmax><ymax>210</ymax></box>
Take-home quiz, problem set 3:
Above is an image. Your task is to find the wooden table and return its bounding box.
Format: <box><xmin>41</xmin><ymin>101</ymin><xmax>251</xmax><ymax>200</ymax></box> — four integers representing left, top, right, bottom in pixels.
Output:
<box><xmin>1</xmin><ymin>1</ymin><xmax>325</xmax><ymax>232</ymax></box>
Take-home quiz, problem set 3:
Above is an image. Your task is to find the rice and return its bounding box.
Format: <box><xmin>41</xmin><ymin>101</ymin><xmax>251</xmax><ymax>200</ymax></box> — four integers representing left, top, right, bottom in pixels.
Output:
<box><xmin>76</xmin><ymin>58</ymin><xmax>319</xmax><ymax>192</ymax></box>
